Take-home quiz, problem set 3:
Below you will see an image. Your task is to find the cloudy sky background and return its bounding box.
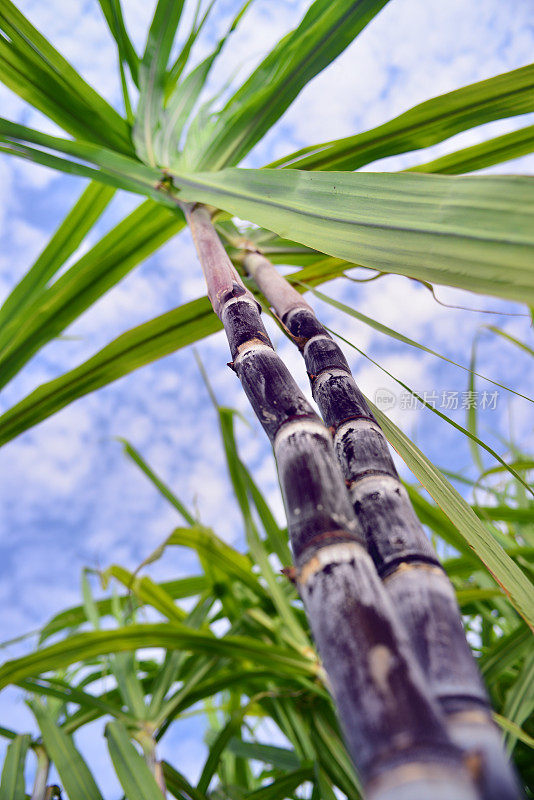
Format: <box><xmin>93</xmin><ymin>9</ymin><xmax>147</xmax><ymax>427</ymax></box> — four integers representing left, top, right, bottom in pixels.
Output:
<box><xmin>0</xmin><ymin>0</ymin><xmax>533</xmax><ymax>793</ymax></box>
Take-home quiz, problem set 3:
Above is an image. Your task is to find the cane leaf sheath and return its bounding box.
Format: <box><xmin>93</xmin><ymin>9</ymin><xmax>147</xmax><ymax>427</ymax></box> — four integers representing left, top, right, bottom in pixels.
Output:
<box><xmin>184</xmin><ymin>204</ymin><xmax>478</xmax><ymax>799</ymax></box>
<box><xmin>243</xmin><ymin>250</ymin><xmax>521</xmax><ymax>800</ymax></box>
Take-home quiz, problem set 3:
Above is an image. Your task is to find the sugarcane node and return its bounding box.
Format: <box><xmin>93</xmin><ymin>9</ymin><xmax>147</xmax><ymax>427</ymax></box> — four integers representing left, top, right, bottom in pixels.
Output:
<box><xmin>330</xmin><ymin>412</ymin><xmax>378</xmax><ymax>431</ymax></box>
<box><xmin>296</xmin><ymin>536</ymin><xmax>364</xmax><ymax>585</ymax></box>
<box><xmin>219</xmin><ymin>282</ymin><xmax>248</xmax><ymax>307</ymax></box>
<box><xmin>236</xmin><ymin>336</ymin><xmax>271</xmax><ymax>354</ymax></box>
<box><xmin>280</xmin><ymin>565</ymin><xmax>297</xmax><ymax>584</ymax></box>
<box><xmin>365</xmin><ymin>761</ymin><xmax>477</xmax><ymax>800</ymax></box>
<box><xmin>382</xmin><ymin>559</ymin><xmax>445</xmax><ymax>581</ymax></box>
<box><xmin>155</xmin><ymin>169</ymin><xmax>175</xmax><ymax>193</ymax></box>
<box><xmin>345</xmin><ymin>468</ymin><xmax>403</xmax><ymax>488</ymax></box>
<box><xmin>464</xmin><ymin>749</ymin><xmax>484</xmax><ymax>783</ymax></box>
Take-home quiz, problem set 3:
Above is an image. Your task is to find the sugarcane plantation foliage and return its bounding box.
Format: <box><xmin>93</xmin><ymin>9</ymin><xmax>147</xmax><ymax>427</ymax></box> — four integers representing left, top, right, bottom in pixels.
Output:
<box><xmin>0</xmin><ymin>0</ymin><xmax>533</xmax><ymax>798</ymax></box>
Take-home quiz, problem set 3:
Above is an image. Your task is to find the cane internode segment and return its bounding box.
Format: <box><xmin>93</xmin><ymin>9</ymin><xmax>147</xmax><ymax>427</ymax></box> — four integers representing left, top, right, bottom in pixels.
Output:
<box><xmin>186</xmin><ymin>209</ymin><xmax>482</xmax><ymax>799</ymax></box>
<box><xmin>244</xmin><ymin>249</ymin><xmax>521</xmax><ymax>800</ymax></box>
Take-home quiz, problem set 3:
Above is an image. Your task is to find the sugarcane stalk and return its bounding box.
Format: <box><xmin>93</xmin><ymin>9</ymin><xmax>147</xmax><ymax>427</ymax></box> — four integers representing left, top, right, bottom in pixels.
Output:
<box><xmin>30</xmin><ymin>745</ymin><xmax>50</xmax><ymax>800</ymax></box>
<box><xmin>183</xmin><ymin>202</ymin><xmax>479</xmax><ymax>800</ymax></box>
<box><xmin>243</xmin><ymin>249</ymin><xmax>521</xmax><ymax>800</ymax></box>
<box><xmin>137</xmin><ymin>727</ymin><xmax>167</xmax><ymax>796</ymax></box>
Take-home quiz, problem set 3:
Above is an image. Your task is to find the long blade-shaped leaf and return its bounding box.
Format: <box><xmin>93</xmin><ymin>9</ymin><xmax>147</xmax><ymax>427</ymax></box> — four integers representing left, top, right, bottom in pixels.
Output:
<box><xmin>157</xmin><ymin>1</ymin><xmax>254</xmax><ymax>167</ymax></box>
<box><xmin>409</xmin><ymin>124</ymin><xmax>534</xmax><ymax>175</ymax></box>
<box><xmin>0</xmin><ymin>296</ymin><xmax>218</xmax><ymax>448</ymax></box>
<box><xmin>119</xmin><ymin>439</ymin><xmax>196</xmax><ymax>525</ymax></box>
<box><xmin>0</xmin><ymin>182</ymin><xmax>115</xmax><ymax>330</ymax></box>
<box><xmin>166</xmin><ymin>0</ymin><xmax>215</xmax><ymax>90</ymax></box>
<box><xmin>0</xmin><ymin>118</ymin><xmax>161</xmax><ymax>195</ymax></box>
<box><xmin>0</xmin><ymin>201</ymin><xmax>184</xmax><ymax>390</ymax></box>
<box><xmin>243</xmin><ymin>767</ymin><xmax>314</xmax><ymax>800</ymax></box>
<box><xmin>270</xmin><ymin>63</ymin><xmax>534</xmax><ymax>170</ymax></box>
<box><xmin>502</xmin><ymin>651</ymin><xmax>534</xmax><ymax>751</ymax></box>
<box><xmin>0</xmin><ymin>0</ymin><xmax>132</xmax><ymax>153</ymax></box>
<box><xmin>196</xmin><ymin>0</ymin><xmax>390</xmax><ymax>169</ymax></box>
<box><xmin>30</xmin><ymin>699</ymin><xmax>104</xmax><ymax>800</ymax></box>
<box><xmin>106</xmin><ymin>721</ymin><xmax>164</xmax><ymax>800</ymax></box>
<box><xmin>97</xmin><ymin>0</ymin><xmax>139</xmax><ymax>87</ymax></box>
<box><xmin>172</xmin><ymin>167</ymin><xmax>534</xmax><ymax>304</ymax></box>
<box><xmin>134</xmin><ymin>0</ymin><xmax>186</xmax><ymax>165</ymax></box>
<box><xmin>39</xmin><ymin>577</ymin><xmax>206</xmax><ymax>643</ymax></box>
<box><xmin>0</xmin><ymin>734</ymin><xmax>30</xmax><ymax>800</ymax></box>
<box><xmin>0</xmin><ymin>625</ymin><xmax>317</xmax><ymax>689</ymax></box>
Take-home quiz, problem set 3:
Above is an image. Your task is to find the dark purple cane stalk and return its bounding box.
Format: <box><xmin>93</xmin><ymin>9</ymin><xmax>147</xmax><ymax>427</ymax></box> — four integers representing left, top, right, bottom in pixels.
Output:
<box><xmin>243</xmin><ymin>249</ymin><xmax>521</xmax><ymax>800</ymax></box>
<box><xmin>183</xmin><ymin>203</ymin><xmax>480</xmax><ymax>800</ymax></box>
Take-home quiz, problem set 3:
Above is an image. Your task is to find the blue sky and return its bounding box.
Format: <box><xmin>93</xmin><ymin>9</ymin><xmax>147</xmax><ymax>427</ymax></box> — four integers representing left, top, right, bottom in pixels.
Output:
<box><xmin>0</xmin><ymin>0</ymin><xmax>533</xmax><ymax>793</ymax></box>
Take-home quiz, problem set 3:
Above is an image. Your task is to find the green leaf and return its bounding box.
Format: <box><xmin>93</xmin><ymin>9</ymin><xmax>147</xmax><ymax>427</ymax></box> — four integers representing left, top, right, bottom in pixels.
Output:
<box><xmin>242</xmin><ymin>469</ymin><xmax>292</xmax><ymax>567</ymax></box>
<box><xmin>455</xmin><ymin>587</ymin><xmax>503</xmax><ymax>606</ymax></box>
<box><xmin>0</xmin><ymin>625</ymin><xmax>317</xmax><ymax>690</ymax></box>
<box><xmin>485</xmin><ymin>326</ymin><xmax>534</xmax><ymax>359</ymax></box>
<box><xmin>197</xmin><ymin>703</ymin><xmax>254</xmax><ymax>794</ymax></box>
<box><xmin>198</xmin><ymin>0</ymin><xmax>390</xmax><ymax>169</ymax></box>
<box><xmin>166</xmin><ymin>0</ymin><xmax>213</xmax><ymax>91</ymax></box>
<box><xmin>467</xmin><ymin>336</ymin><xmax>484</xmax><ymax>471</ymax></box>
<box><xmin>270</xmin><ymin>63</ymin><xmax>534</xmax><ymax>170</ymax></box>
<box><xmin>368</xmin><ymin>401</ymin><xmax>534</xmax><ymax>629</ymax></box>
<box><xmin>0</xmin><ymin>118</ymin><xmax>161</xmax><ymax>196</ymax></box>
<box><xmin>30</xmin><ymin>699</ymin><xmax>104</xmax><ymax>800</ymax></box>
<box><xmin>20</xmin><ymin>676</ymin><xmax>135</xmax><ymax>726</ymax></box>
<box><xmin>227</xmin><ymin>740</ymin><xmax>300</xmax><ymax>771</ymax></box>
<box><xmin>97</xmin><ymin>0</ymin><xmax>139</xmax><ymax>87</ymax></box>
<box><xmin>243</xmin><ymin>767</ymin><xmax>314</xmax><ymax>800</ymax></box>
<box><xmin>0</xmin><ymin>734</ymin><xmax>30</xmax><ymax>800</ymax></box>
<box><xmin>0</xmin><ymin>727</ymin><xmax>18</xmax><ymax>741</ymax></box>
<box><xmin>0</xmin><ymin>182</ymin><xmax>114</xmax><ymax>330</ymax></box>
<box><xmin>157</xmin><ymin>1</ymin><xmax>254</xmax><ymax>168</ymax></box>
<box><xmin>405</xmin><ymin>484</ymin><xmax>473</xmax><ymax>556</ymax></box>
<box><xmin>172</xmin><ymin>168</ymin><xmax>534</xmax><ymax>305</ymax></box>
<box><xmin>105</xmin><ymin>721</ymin><xmax>164</xmax><ymax>800</ymax></box>
<box><xmin>81</xmin><ymin>571</ymin><xmax>101</xmax><ymax>631</ymax></box>
<box><xmin>0</xmin><ymin>0</ymin><xmax>132</xmax><ymax>153</ymax></box>
<box><xmin>0</xmin><ymin>296</ymin><xmax>218</xmax><ymax>448</ymax></box>
<box><xmin>163</xmin><ymin>761</ymin><xmax>208</xmax><ymax>800</ymax></box>
<box><xmin>480</xmin><ymin>624</ymin><xmax>530</xmax><ymax>683</ymax></box>
<box><xmin>0</xmin><ymin>200</ymin><xmax>184</xmax><ymax>390</ymax></box>
<box><xmin>119</xmin><ymin>439</ymin><xmax>196</xmax><ymax>525</ymax></box>
<box><xmin>494</xmin><ymin>712</ymin><xmax>534</xmax><ymax>750</ymax></box>
<box><xmin>39</xmin><ymin>577</ymin><xmax>206</xmax><ymax>642</ymax></box>
<box><xmin>105</xmin><ymin>565</ymin><xmax>187</xmax><ymax>625</ymax></box>
<box><xmin>166</xmin><ymin>527</ymin><xmax>265</xmax><ymax>598</ymax></box>
<box><xmin>111</xmin><ymin>652</ymin><xmax>148</xmax><ymax>720</ymax></box>
<box><xmin>502</xmin><ymin>651</ymin><xmax>534</xmax><ymax>751</ymax></box>
<box><xmin>409</xmin><ymin>124</ymin><xmax>534</xmax><ymax>175</ymax></box>
<box><xmin>472</xmin><ymin>506</ymin><xmax>534</xmax><ymax>525</ymax></box>
<box><xmin>134</xmin><ymin>0</ymin><xmax>186</xmax><ymax>165</ymax></box>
